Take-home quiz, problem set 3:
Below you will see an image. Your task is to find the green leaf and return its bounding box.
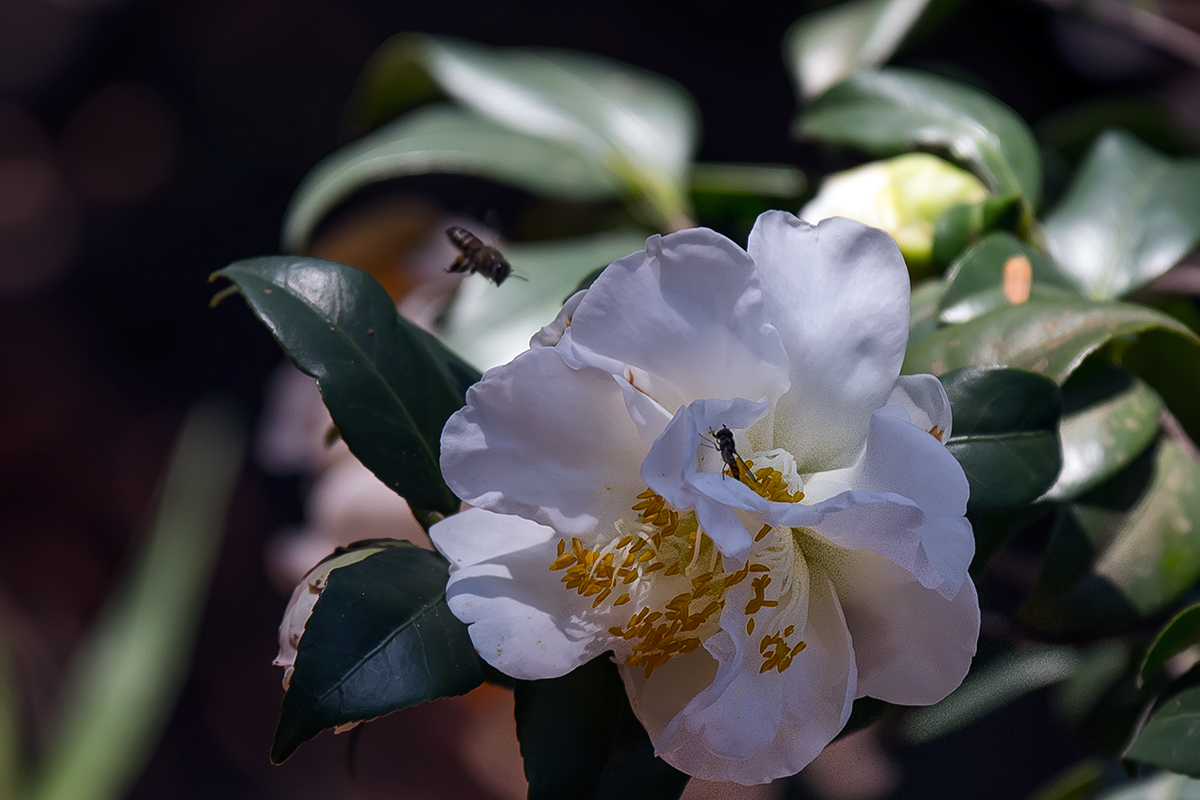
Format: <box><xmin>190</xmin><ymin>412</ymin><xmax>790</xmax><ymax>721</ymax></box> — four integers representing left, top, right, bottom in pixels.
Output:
<box><xmin>1138</xmin><ymin>603</ymin><xmax>1200</xmax><ymax>689</ymax></box>
<box><xmin>688</xmin><ymin>162</ymin><xmax>806</xmax><ymax>198</ymax></box>
<box><xmin>937</xmin><ymin>232</ymin><xmax>1078</xmax><ymax>325</ymax></box>
<box><xmin>440</xmin><ymin>229</ymin><xmax>651</xmax><ymax>370</ymax></box>
<box><xmin>798</xmin><ymin>67</ymin><xmax>1042</xmax><ymax>207</ymax></box>
<box><xmin>515</xmin><ymin>655</ymin><xmax>688</xmax><ymax>800</ymax></box>
<box><xmin>901</xmin><ymin>645</ymin><xmax>1081</xmax><ymax>744</ymax></box>
<box><xmin>1044</xmin><ymin>130</ymin><xmax>1200</xmax><ymax>300</ymax></box>
<box><xmin>0</xmin><ymin>613</ymin><xmax>20</xmax><ymax>800</ymax></box>
<box><xmin>1027</xmin><ymin>759</ymin><xmax>1105</xmax><ymax>800</ymax></box>
<box><xmin>908</xmin><ymin>277</ymin><xmax>945</xmax><ymax>347</ymax></box>
<box><xmin>903</xmin><ymin>299</ymin><xmax>1200</xmax><ymax>385</ymax></box>
<box><xmin>211</xmin><ymin>256</ymin><xmax>477</xmax><ymax>514</ymax></box>
<box><xmin>1096</xmin><ymin>774</ymin><xmax>1200</xmax><ymax>800</ymax></box>
<box><xmin>282</xmin><ymin>104</ymin><xmax>625</xmax><ymax>252</ymax></box>
<box><xmin>784</xmin><ymin>0</ymin><xmax>931</xmax><ymax>99</ymax></box>
<box><xmin>1124</xmin><ymin>664</ymin><xmax>1200</xmax><ymax>777</ymax></box>
<box><xmin>350</xmin><ymin>34</ymin><xmax>700</xmax><ymax>229</ymax></box>
<box><xmin>931</xmin><ymin>194</ymin><xmax>1025</xmax><ymax>269</ymax></box>
<box><xmin>29</xmin><ymin>402</ymin><xmax>244</xmax><ymax>800</ymax></box>
<box><xmin>1043</xmin><ymin>363</ymin><xmax>1162</xmax><ymax>502</ymax></box>
<box><xmin>939</xmin><ymin>367</ymin><xmax>1063</xmax><ymax>511</ymax></box>
<box><xmin>1021</xmin><ymin>441</ymin><xmax>1200</xmax><ymax>636</ymax></box>
<box><xmin>272</xmin><ymin>543</ymin><xmax>484</xmax><ymax>764</ymax></box>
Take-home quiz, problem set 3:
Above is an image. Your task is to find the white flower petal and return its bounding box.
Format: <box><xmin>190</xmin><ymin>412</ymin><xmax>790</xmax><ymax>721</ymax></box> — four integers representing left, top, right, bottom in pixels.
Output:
<box><xmin>749</xmin><ymin>212</ymin><xmax>909</xmax><ymax>471</ymax></box>
<box><xmin>441</xmin><ymin>346</ymin><xmax>652</xmax><ymax>538</ymax></box>
<box><xmin>649</xmin><ymin>567</ymin><xmax>856</xmax><ymax>784</ymax></box>
<box><xmin>433</xmin><ymin>508</ymin><xmax>606</xmax><ymax>679</ymax></box>
<box><xmin>887</xmin><ymin>374</ymin><xmax>953</xmax><ymax>441</ymax></box>
<box><xmin>821</xmin><ymin>544</ymin><xmax>979</xmax><ymax>705</ymax></box>
<box><xmin>641</xmin><ymin>398</ymin><xmax>773</xmax><ymax>559</ymax></box>
<box><xmin>838</xmin><ymin>408</ymin><xmax>974</xmax><ymax>597</ymax></box>
<box><xmin>530</xmin><ymin>289</ymin><xmax>586</xmax><ymax>348</ymax></box>
<box><xmin>564</xmin><ymin>228</ymin><xmax>790</xmax><ymax>410</ymax></box>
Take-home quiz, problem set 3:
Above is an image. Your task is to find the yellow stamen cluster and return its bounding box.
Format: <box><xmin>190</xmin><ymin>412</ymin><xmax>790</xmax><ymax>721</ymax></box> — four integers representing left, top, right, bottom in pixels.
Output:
<box><xmin>741</xmin><ymin>460</ymin><xmax>805</xmax><ymax>503</ymax></box>
<box><xmin>608</xmin><ymin>591</ymin><xmax>724</xmax><ymax>677</ymax></box>
<box><xmin>759</xmin><ymin>624</ymin><xmax>807</xmax><ymax>674</ymax></box>
<box><xmin>549</xmin><ymin>484</ymin><xmax>808</xmax><ymax>679</ymax></box>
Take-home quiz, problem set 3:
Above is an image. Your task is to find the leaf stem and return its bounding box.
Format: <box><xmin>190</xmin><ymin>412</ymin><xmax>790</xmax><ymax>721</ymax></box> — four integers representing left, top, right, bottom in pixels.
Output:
<box><xmin>409</xmin><ymin>507</ymin><xmax>446</xmax><ymax>535</ymax></box>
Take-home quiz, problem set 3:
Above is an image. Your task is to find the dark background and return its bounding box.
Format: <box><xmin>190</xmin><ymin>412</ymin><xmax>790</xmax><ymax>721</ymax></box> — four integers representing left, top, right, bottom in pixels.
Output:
<box><xmin>3</xmin><ymin>0</ymin><xmax>1198</xmax><ymax>798</ymax></box>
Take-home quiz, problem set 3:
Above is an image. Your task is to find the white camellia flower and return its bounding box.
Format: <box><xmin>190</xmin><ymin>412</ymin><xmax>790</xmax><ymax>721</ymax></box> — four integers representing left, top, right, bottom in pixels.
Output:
<box><xmin>430</xmin><ymin>211</ymin><xmax>979</xmax><ymax>785</ymax></box>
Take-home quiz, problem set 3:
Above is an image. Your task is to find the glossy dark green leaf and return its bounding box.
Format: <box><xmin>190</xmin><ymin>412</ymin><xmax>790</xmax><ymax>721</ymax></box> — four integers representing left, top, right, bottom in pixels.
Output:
<box><xmin>784</xmin><ymin>0</ymin><xmax>931</xmax><ymax>99</ymax></box>
<box><xmin>282</xmin><ymin>105</ymin><xmax>624</xmax><ymax>252</ymax></box>
<box><xmin>903</xmin><ymin>299</ymin><xmax>1200</xmax><ymax>385</ymax></box>
<box><xmin>1021</xmin><ymin>441</ymin><xmax>1200</xmax><ymax>636</ymax></box>
<box><xmin>940</xmin><ymin>367</ymin><xmax>1063</xmax><ymax>511</ymax></box>
<box><xmin>212</xmin><ymin>256</ymin><xmax>476</xmax><ymax>514</ymax></box>
<box><xmin>1124</xmin><ymin>664</ymin><xmax>1200</xmax><ymax>777</ymax></box>
<box><xmin>1044</xmin><ymin>130</ymin><xmax>1200</xmax><ymax>300</ymax></box>
<box><xmin>440</xmin><ymin>229</ymin><xmax>650</xmax><ymax>370</ymax></box>
<box><xmin>349</xmin><ymin>34</ymin><xmax>700</xmax><ymax>229</ymax></box>
<box><xmin>937</xmin><ymin>232</ymin><xmax>1078</xmax><ymax>324</ymax></box>
<box><xmin>1138</xmin><ymin>604</ymin><xmax>1200</xmax><ymax>689</ymax></box>
<box><xmin>1043</xmin><ymin>363</ymin><xmax>1162</xmax><ymax>502</ymax></box>
<box><xmin>798</xmin><ymin>67</ymin><xmax>1042</xmax><ymax>206</ymax></box>
<box><xmin>515</xmin><ymin>655</ymin><xmax>688</xmax><ymax>800</ymax></box>
<box><xmin>272</xmin><ymin>543</ymin><xmax>484</xmax><ymax>764</ymax></box>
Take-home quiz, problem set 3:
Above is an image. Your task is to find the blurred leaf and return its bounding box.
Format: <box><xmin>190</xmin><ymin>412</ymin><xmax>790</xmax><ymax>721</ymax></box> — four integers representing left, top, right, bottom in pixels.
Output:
<box><xmin>1139</xmin><ymin>604</ymin><xmax>1200</xmax><ymax>689</ymax></box>
<box><xmin>350</xmin><ymin>34</ymin><xmax>700</xmax><ymax>229</ymax></box>
<box><xmin>1096</xmin><ymin>774</ymin><xmax>1200</xmax><ymax>800</ymax></box>
<box><xmin>1021</xmin><ymin>441</ymin><xmax>1200</xmax><ymax>636</ymax></box>
<box><xmin>29</xmin><ymin>402</ymin><xmax>244</xmax><ymax>800</ymax></box>
<box><xmin>939</xmin><ymin>367</ymin><xmax>1063</xmax><ymax>511</ymax></box>
<box><xmin>1044</xmin><ymin>130</ymin><xmax>1200</xmax><ymax>300</ymax></box>
<box><xmin>1053</xmin><ymin>641</ymin><xmax>1132</xmax><ymax>725</ymax></box>
<box><xmin>784</xmin><ymin>0</ymin><xmax>930</xmax><ymax>99</ymax></box>
<box><xmin>283</xmin><ymin>105</ymin><xmax>625</xmax><ymax>252</ymax></box>
<box><xmin>212</xmin><ymin>257</ymin><xmax>477</xmax><ymax>514</ymax></box>
<box><xmin>969</xmin><ymin>505</ymin><xmax>1052</xmax><ymax>576</ymax></box>
<box><xmin>1124</xmin><ymin>664</ymin><xmax>1200</xmax><ymax>777</ymax></box>
<box><xmin>441</xmin><ymin>229</ymin><xmax>650</xmax><ymax>370</ymax></box>
<box><xmin>1043</xmin><ymin>363</ymin><xmax>1162</xmax><ymax>502</ymax></box>
<box><xmin>0</xmin><ymin>614</ymin><xmax>18</xmax><ymax>800</ymax></box>
<box><xmin>1119</xmin><ymin>329</ymin><xmax>1200</xmax><ymax>456</ymax></box>
<box><xmin>1027</xmin><ymin>759</ymin><xmax>1105</xmax><ymax>800</ymax></box>
<box><xmin>908</xmin><ymin>277</ymin><xmax>945</xmax><ymax>347</ymax></box>
<box><xmin>937</xmin><ymin>232</ymin><xmax>1078</xmax><ymax>324</ymax></box>
<box><xmin>901</xmin><ymin>645</ymin><xmax>1081</xmax><ymax>744</ymax></box>
<box><xmin>689</xmin><ymin>162</ymin><xmax>806</xmax><ymax>198</ymax></box>
<box><xmin>931</xmin><ymin>194</ymin><xmax>1025</xmax><ymax>269</ymax></box>
<box><xmin>272</xmin><ymin>543</ymin><xmax>484</xmax><ymax>764</ymax></box>
<box><xmin>515</xmin><ymin>655</ymin><xmax>688</xmax><ymax>800</ymax></box>
<box><xmin>798</xmin><ymin>67</ymin><xmax>1042</xmax><ymax>207</ymax></box>
<box><xmin>903</xmin><ymin>299</ymin><xmax>1200</xmax><ymax>385</ymax></box>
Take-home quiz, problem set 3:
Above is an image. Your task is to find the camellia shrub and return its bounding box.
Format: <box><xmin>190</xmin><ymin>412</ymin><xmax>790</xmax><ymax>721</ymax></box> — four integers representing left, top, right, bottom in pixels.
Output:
<box><xmin>212</xmin><ymin>2</ymin><xmax>1200</xmax><ymax>797</ymax></box>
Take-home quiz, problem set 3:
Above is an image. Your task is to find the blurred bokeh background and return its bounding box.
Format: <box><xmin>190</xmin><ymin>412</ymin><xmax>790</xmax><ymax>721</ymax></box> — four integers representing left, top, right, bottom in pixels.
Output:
<box><xmin>3</xmin><ymin>1</ymin><xmax>1200</xmax><ymax>798</ymax></box>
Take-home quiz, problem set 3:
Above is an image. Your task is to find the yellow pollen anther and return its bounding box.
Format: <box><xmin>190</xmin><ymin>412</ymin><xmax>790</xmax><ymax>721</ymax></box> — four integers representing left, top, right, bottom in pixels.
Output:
<box><xmin>755</xmin><ymin>524</ymin><xmax>772</xmax><ymax>542</ymax></box>
<box><xmin>614</xmin><ymin>593</ymin><xmax>631</xmax><ymax>606</ymax></box>
<box><xmin>746</xmin><ymin>618</ymin><xmax>755</xmax><ymax>635</ymax></box>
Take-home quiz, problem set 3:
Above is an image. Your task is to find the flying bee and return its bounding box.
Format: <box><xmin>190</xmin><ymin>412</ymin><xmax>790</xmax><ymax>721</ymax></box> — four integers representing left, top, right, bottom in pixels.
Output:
<box><xmin>709</xmin><ymin>424</ymin><xmax>742</xmax><ymax>481</ymax></box>
<box><xmin>446</xmin><ymin>226</ymin><xmax>517</xmax><ymax>286</ymax></box>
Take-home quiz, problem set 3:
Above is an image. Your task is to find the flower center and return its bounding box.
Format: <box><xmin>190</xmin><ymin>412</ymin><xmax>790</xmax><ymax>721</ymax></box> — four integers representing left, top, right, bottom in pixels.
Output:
<box><xmin>548</xmin><ymin>475</ymin><xmax>809</xmax><ymax>678</ymax></box>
